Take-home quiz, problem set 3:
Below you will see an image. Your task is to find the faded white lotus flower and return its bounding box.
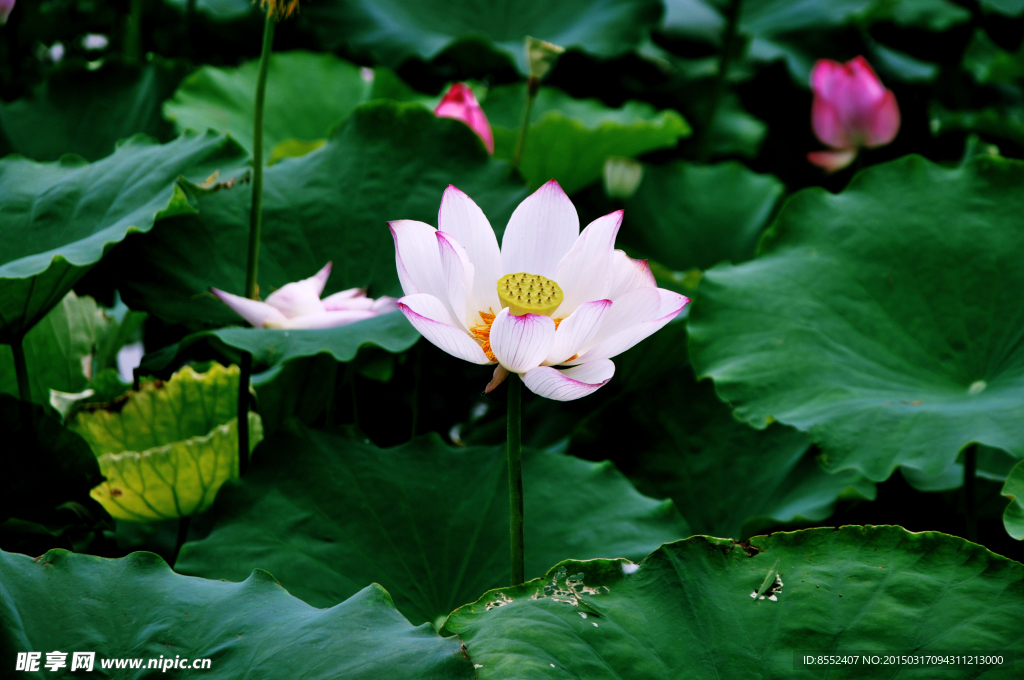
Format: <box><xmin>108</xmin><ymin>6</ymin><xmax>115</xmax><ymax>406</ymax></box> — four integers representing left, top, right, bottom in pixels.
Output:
<box><xmin>391</xmin><ymin>181</ymin><xmax>689</xmax><ymax>401</ymax></box>
<box><xmin>212</xmin><ymin>263</ymin><xmax>397</xmax><ymax>330</ymax></box>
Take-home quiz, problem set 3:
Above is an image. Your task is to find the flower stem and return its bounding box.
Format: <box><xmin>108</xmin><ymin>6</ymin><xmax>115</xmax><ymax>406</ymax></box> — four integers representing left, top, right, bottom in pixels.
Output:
<box><xmin>512</xmin><ymin>77</ymin><xmax>540</xmax><ymax>169</ymax></box>
<box><xmin>125</xmin><ymin>0</ymin><xmax>144</xmax><ymax>61</ymax></box>
<box><xmin>964</xmin><ymin>443</ymin><xmax>978</xmax><ymax>541</ymax></box>
<box><xmin>245</xmin><ymin>10</ymin><xmax>275</xmax><ymax>301</ymax></box>
<box><xmin>410</xmin><ymin>342</ymin><xmax>423</xmax><ymax>439</ymax></box>
<box><xmin>237</xmin><ymin>353</ymin><xmax>252</xmax><ymax>477</ymax></box>
<box><xmin>11</xmin><ymin>336</ymin><xmax>30</xmax><ymax>405</ymax></box>
<box><xmin>507</xmin><ymin>373</ymin><xmax>525</xmax><ymax>586</ymax></box>
<box><xmin>696</xmin><ymin>0</ymin><xmax>743</xmax><ymax>163</ymax></box>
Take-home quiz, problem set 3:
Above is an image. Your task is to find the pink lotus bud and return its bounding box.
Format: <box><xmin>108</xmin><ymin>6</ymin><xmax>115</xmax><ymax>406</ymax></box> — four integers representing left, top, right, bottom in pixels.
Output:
<box><xmin>0</xmin><ymin>0</ymin><xmax>15</xmax><ymax>25</ymax></box>
<box><xmin>434</xmin><ymin>83</ymin><xmax>494</xmax><ymax>154</ymax></box>
<box><xmin>807</xmin><ymin>56</ymin><xmax>900</xmax><ymax>172</ymax></box>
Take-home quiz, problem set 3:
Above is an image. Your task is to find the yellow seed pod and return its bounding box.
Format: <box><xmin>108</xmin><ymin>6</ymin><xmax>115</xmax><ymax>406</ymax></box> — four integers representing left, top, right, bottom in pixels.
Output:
<box><xmin>497</xmin><ymin>272</ymin><xmax>564</xmax><ymax>316</ymax></box>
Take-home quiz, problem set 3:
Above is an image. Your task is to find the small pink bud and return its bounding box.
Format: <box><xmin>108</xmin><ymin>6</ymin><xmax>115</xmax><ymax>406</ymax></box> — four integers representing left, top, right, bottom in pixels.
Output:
<box><xmin>434</xmin><ymin>83</ymin><xmax>494</xmax><ymax>154</ymax></box>
<box><xmin>807</xmin><ymin>56</ymin><xmax>900</xmax><ymax>172</ymax></box>
<box><xmin>0</xmin><ymin>0</ymin><xmax>16</xmax><ymax>25</ymax></box>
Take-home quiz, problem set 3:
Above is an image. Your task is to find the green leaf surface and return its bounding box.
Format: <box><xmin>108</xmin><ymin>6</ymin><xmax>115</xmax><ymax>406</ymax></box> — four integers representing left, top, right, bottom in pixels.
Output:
<box><xmin>175</xmin><ymin>425</ymin><xmax>689</xmax><ymax>626</ymax></box>
<box><xmin>163</xmin><ymin>0</ymin><xmax>256</xmax><ymax>20</ymax></box>
<box><xmin>963</xmin><ymin>29</ymin><xmax>1024</xmax><ymax>85</ymax></box>
<box><xmin>931</xmin><ymin>103</ymin><xmax>1024</xmax><ymax>150</ymax></box>
<box><xmin>619</xmin><ymin>161</ymin><xmax>783</xmax><ymax>273</ymax></box>
<box><xmin>0</xmin><ymin>131</ymin><xmax>248</xmax><ymax>342</ymax></box>
<box><xmin>0</xmin><ymin>549</ymin><xmax>475</xmax><ymax>679</ymax></box>
<box><xmin>485</xmin><ymin>84</ymin><xmax>690</xmax><ymax>193</ymax></box>
<box><xmin>689</xmin><ymin>156</ymin><xmax>1024</xmax><ymax>483</ymax></box>
<box><xmin>164</xmin><ymin>51</ymin><xmax>422</xmax><ymax>158</ymax></box>
<box><xmin>117</xmin><ymin>101</ymin><xmax>528</xmax><ymax>325</ymax></box>
<box><xmin>0</xmin><ymin>396</ymin><xmax>103</xmax><ymax>524</ymax></box>
<box><xmin>443</xmin><ymin>526</ymin><xmax>1024</xmax><ymax>679</ymax></box>
<box><xmin>137</xmin><ymin>312</ymin><xmax>421</xmax><ymax>376</ymax></box>
<box><xmin>302</xmin><ymin>0</ymin><xmax>664</xmax><ymax>74</ymax></box>
<box><xmin>0</xmin><ymin>291</ymin><xmax>134</xmax><ymax>405</ymax></box>
<box><xmin>68</xmin><ymin>364</ymin><xmax>261</xmax><ymax>521</ymax></box>
<box><xmin>0</xmin><ymin>57</ymin><xmax>189</xmax><ymax>162</ymax></box>
<box><xmin>1003</xmin><ymin>460</ymin><xmax>1024</xmax><ymax>540</ymax></box>
<box><xmin>621</xmin><ymin>366</ymin><xmax>874</xmax><ymax>539</ymax></box>
<box><xmin>979</xmin><ymin>0</ymin><xmax>1024</xmax><ymax>16</ymax></box>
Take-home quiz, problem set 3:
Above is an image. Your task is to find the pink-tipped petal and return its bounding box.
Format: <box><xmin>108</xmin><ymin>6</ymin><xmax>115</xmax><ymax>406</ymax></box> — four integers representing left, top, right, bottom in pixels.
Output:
<box><xmin>553</xmin><ymin>210</ymin><xmax>622</xmax><ymax>315</ymax></box>
<box><xmin>545</xmin><ymin>299</ymin><xmax>612</xmax><ymax>366</ymax></box>
<box><xmin>435</xmin><ymin>83</ymin><xmax>495</xmax><ymax>154</ymax></box>
<box><xmin>211</xmin><ymin>288</ymin><xmax>288</xmax><ymax>329</ymax></box>
<box><xmin>807</xmin><ymin>149</ymin><xmax>858</xmax><ymax>173</ymax></box>
<box><xmin>437</xmin><ymin>231</ymin><xmax>475</xmax><ymax>329</ymax></box>
<box><xmin>501</xmin><ymin>180</ymin><xmax>579</xmax><ymax>280</ymax></box>
<box><xmin>398</xmin><ymin>294</ymin><xmax>491</xmax><ymax>365</ymax></box>
<box><xmin>264</xmin><ymin>263</ymin><xmax>332</xmax><ymax>318</ymax></box>
<box><xmin>322</xmin><ymin>292</ymin><xmax>375</xmax><ymax>311</ymax></box>
<box><xmin>267</xmin><ymin>310</ymin><xmax>378</xmax><ymax>330</ymax></box>
<box><xmin>523</xmin><ymin>360</ymin><xmax>615</xmax><ymax>401</ymax></box>
<box><xmin>322</xmin><ymin>287</ymin><xmax>366</xmax><ymax>303</ymax></box>
<box><xmin>607</xmin><ymin>250</ymin><xmax>656</xmax><ymax>300</ymax></box>
<box><xmin>863</xmin><ymin>89</ymin><xmax>900</xmax><ymax>147</ymax></box>
<box><xmin>811</xmin><ymin>97</ymin><xmax>851</xmax><ymax>150</ymax></box>
<box><xmin>371</xmin><ymin>296</ymin><xmax>399</xmax><ymax>314</ymax></box>
<box><xmin>390</xmin><ymin>219</ymin><xmax>464</xmax><ymax>323</ymax></box>
<box><xmin>572</xmin><ymin>287</ymin><xmax>688</xmax><ymax>364</ymax></box>
<box><xmin>0</xmin><ymin>0</ymin><xmax>13</xmax><ymax>24</ymax></box>
<box><xmin>489</xmin><ymin>308</ymin><xmax>556</xmax><ymax>374</ymax></box>
<box><xmin>439</xmin><ymin>185</ymin><xmax>503</xmax><ymax>315</ymax></box>
<box><xmin>484</xmin><ymin>365</ymin><xmax>510</xmax><ymax>394</ymax></box>
<box><xmin>810</xmin><ymin>59</ymin><xmax>845</xmax><ymax>99</ymax></box>
<box><xmin>845</xmin><ymin>56</ymin><xmax>887</xmax><ymax>105</ymax></box>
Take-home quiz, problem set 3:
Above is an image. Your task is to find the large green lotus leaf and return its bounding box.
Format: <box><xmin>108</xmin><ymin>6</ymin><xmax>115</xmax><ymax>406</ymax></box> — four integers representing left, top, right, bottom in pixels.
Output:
<box><xmin>302</xmin><ymin>0</ymin><xmax>663</xmax><ymax>74</ymax></box>
<box><xmin>485</xmin><ymin>84</ymin><xmax>689</xmax><ymax>193</ymax></box>
<box><xmin>0</xmin><ymin>549</ymin><xmax>474</xmax><ymax>679</ymax></box>
<box><xmin>1004</xmin><ymin>460</ymin><xmax>1024</xmax><ymax>540</ymax></box>
<box><xmin>620</xmin><ymin>366</ymin><xmax>874</xmax><ymax>539</ymax></box>
<box><xmin>0</xmin><ymin>131</ymin><xmax>248</xmax><ymax>343</ymax></box>
<box><xmin>0</xmin><ymin>396</ymin><xmax>102</xmax><ymax>524</ymax></box>
<box><xmin>689</xmin><ymin>156</ymin><xmax>1024</xmax><ymax>483</ymax></box>
<box><xmin>443</xmin><ymin>526</ymin><xmax>1024</xmax><ymax>679</ymax></box>
<box><xmin>0</xmin><ymin>291</ymin><xmax>139</xmax><ymax>405</ymax></box>
<box><xmin>68</xmin><ymin>364</ymin><xmax>262</xmax><ymax>521</ymax></box>
<box><xmin>619</xmin><ymin>161</ymin><xmax>783</xmax><ymax>273</ymax></box>
<box><xmin>0</xmin><ymin>56</ymin><xmax>189</xmax><ymax>162</ymax></box>
<box><xmin>117</xmin><ymin>101</ymin><xmax>528</xmax><ymax>325</ymax></box>
<box><xmin>164</xmin><ymin>51</ymin><xmax>422</xmax><ymax>158</ymax></box>
<box><xmin>175</xmin><ymin>425</ymin><xmax>689</xmax><ymax>626</ymax></box>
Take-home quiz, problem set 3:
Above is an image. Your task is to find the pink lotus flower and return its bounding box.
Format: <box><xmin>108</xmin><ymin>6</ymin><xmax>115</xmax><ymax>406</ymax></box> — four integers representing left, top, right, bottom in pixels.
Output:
<box><xmin>211</xmin><ymin>263</ymin><xmax>397</xmax><ymax>330</ymax></box>
<box><xmin>434</xmin><ymin>83</ymin><xmax>494</xmax><ymax>154</ymax></box>
<box><xmin>391</xmin><ymin>181</ymin><xmax>689</xmax><ymax>401</ymax></box>
<box><xmin>0</xmin><ymin>0</ymin><xmax>15</xmax><ymax>24</ymax></box>
<box><xmin>807</xmin><ymin>56</ymin><xmax>900</xmax><ymax>172</ymax></box>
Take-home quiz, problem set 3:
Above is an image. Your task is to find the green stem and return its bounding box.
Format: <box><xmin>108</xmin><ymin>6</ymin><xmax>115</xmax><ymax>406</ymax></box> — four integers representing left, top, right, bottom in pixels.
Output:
<box><xmin>125</xmin><ymin>0</ymin><xmax>144</xmax><ymax>61</ymax></box>
<box><xmin>410</xmin><ymin>342</ymin><xmax>422</xmax><ymax>439</ymax></box>
<box><xmin>237</xmin><ymin>353</ymin><xmax>252</xmax><ymax>477</ymax></box>
<box><xmin>512</xmin><ymin>77</ymin><xmax>539</xmax><ymax>168</ymax></box>
<box><xmin>245</xmin><ymin>11</ymin><xmax>275</xmax><ymax>301</ymax></box>
<box><xmin>11</xmin><ymin>336</ymin><xmax>31</xmax><ymax>405</ymax></box>
<box><xmin>507</xmin><ymin>374</ymin><xmax>524</xmax><ymax>586</ymax></box>
<box><xmin>696</xmin><ymin>0</ymin><xmax>743</xmax><ymax>163</ymax></box>
<box><xmin>964</xmin><ymin>443</ymin><xmax>978</xmax><ymax>542</ymax></box>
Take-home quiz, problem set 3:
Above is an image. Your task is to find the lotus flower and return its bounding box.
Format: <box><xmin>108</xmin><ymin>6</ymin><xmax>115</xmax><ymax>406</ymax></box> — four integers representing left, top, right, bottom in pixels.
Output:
<box><xmin>391</xmin><ymin>181</ymin><xmax>689</xmax><ymax>401</ymax></box>
<box><xmin>434</xmin><ymin>83</ymin><xmax>494</xmax><ymax>154</ymax></box>
<box><xmin>807</xmin><ymin>56</ymin><xmax>900</xmax><ymax>172</ymax></box>
<box><xmin>0</xmin><ymin>0</ymin><xmax>14</xmax><ymax>24</ymax></box>
<box><xmin>212</xmin><ymin>263</ymin><xmax>397</xmax><ymax>330</ymax></box>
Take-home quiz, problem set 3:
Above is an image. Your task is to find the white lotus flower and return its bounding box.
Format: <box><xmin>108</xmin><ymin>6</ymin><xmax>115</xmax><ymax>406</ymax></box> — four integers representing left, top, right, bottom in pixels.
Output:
<box><xmin>212</xmin><ymin>263</ymin><xmax>398</xmax><ymax>330</ymax></box>
<box><xmin>391</xmin><ymin>181</ymin><xmax>689</xmax><ymax>401</ymax></box>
